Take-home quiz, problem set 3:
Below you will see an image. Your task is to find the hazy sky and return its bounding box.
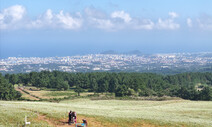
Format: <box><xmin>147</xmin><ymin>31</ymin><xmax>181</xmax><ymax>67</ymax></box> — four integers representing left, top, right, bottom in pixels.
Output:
<box><xmin>0</xmin><ymin>0</ymin><xmax>212</xmax><ymax>58</ymax></box>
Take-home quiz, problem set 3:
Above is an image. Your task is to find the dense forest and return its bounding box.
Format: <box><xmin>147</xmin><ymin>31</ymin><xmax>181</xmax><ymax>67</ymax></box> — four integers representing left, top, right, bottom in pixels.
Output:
<box><xmin>0</xmin><ymin>74</ymin><xmax>21</xmax><ymax>100</ymax></box>
<box><xmin>1</xmin><ymin>71</ymin><xmax>212</xmax><ymax>100</ymax></box>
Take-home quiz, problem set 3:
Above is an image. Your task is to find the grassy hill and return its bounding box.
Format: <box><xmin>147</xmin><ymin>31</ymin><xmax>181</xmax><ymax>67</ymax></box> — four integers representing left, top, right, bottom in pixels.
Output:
<box><xmin>0</xmin><ymin>99</ymin><xmax>211</xmax><ymax>127</ymax></box>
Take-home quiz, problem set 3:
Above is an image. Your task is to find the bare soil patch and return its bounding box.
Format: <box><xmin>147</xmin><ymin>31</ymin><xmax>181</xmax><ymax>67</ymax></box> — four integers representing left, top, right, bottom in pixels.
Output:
<box><xmin>36</xmin><ymin>113</ymin><xmax>164</xmax><ymax>127</ymax></box>
<box><xmin>15</xmin><ymin>87</ymin><xmax>39</xmax><ymax>100</ymax></box>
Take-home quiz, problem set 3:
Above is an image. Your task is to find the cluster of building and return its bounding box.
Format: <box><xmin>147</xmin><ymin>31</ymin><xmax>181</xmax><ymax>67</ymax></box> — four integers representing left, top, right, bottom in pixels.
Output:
<box><xmin>0</xmin><ymin>53</ymin><xmax>212</xmax><ymax>73</ymax></box>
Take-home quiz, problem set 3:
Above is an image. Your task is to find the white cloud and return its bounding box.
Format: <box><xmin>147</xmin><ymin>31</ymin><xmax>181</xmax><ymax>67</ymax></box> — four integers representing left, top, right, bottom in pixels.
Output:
<box><xmin>0</xmin><ymin>5</ymin><xmax>83</xmax><ymax>30</ymax></box>
<box><xmin>111</xmin><ymin>11</ymin><xmax>132</xmax><ymax>23</ymax></box>
<box><xmin>4</xmin><ymin>5</ymin><xmax>26</xmax><ymax>21</ymax></box>
<box><xmin>157</xmin><ymin>18</ymin><xmax>180</xmax><ymax>30</ymax></box>
<box><xmin>27</xmin><ymin>10</ymin><xmax>82</xmax><ymax>30</ymax></box>
<box><xmin>84</xmin><ymin>7</ymin><xmax>115</xmax><ymax>30</ymax></box>
<box><xmin>89</xmin><ymin>10</ymin><xmax>153</xmax><ymax>31</ymax></box>
<box><xmin>84</xmin><ymin>7</ymin><xmax>106</xmax><ymax>19</ymax></box>
<box><xmin>0</xmin><ymin>5</ymin><xmax>26</xmax><ymax>29</ymax></box>
<box><xmin>198</xmin><ymin>20</ymin><xmax>212</xmax><ymax>30</ymax></box>
<box><xmin>28</xmin><ymin>9</ymin><xmax>54</xmax><ymax>29</ymax></box>
<box><xmin>156</xmin><ymin>12</ymin><xmax>180</xmax><ymax>30</ymax></box>
<box><xmin>132</xmin><ymin>19</ymin><xmax>154</xmax><ymax>30</ymax></box>
<box><xmin>0</xmin><ymin>13</ymin><xmax>6</xmax><ymax>29</ymax></box>
<box><xmin>187</xmin><ymin>18</ymin><xmax>192</xmax><ymax>27</ymax></box>
<box><xmin>90</xmin><ymin>18</ymin><xmax>114</xmax><ymax>30</ymax></box>
<box><xmin>88</xmin><ymin>10</ymin><xmax>132</xmax><ymax>31</ymax></box>
<box><xmin>56</xmin><ymin>11</ymin><xmax>82</xmax><ymax>29</ymax></box>
<box><xmin>45</xmin><ymin>9</ymin><xmax>53</xmax><ymax>22</ymax></box>
<box><xmin>197</xmin><ymin>14</ymin><xmax>212</xmax><ymax>30</ymax></box>
<box><xmin>0</xmin><ymin>5</ymin><xmax>186</xmax><ymax>31</ymax></box>
<box><xmin>169</xmin><ymin>12</ymin><xmax>178</xmax><ymax>18</ymax></box>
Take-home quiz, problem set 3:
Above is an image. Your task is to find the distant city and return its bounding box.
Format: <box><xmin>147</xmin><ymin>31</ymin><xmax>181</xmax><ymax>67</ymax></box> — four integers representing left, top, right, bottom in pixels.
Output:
<box><xmin>0</xmin><ymin>52</ymin><xmax>212</xmax><ymax>74</ymax></box>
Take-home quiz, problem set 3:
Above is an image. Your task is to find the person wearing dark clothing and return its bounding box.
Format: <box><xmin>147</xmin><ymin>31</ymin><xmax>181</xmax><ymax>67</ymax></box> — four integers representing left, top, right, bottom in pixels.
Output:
<box><xmin>68</xmin><ymin>110</ymin><xmax>73</xmax><ymax>125</ymax></box>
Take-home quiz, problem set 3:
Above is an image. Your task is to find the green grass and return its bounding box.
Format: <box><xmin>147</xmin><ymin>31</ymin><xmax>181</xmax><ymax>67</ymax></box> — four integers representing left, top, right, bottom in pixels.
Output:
<box><xmin>17</xmin><ymin>86</ymin><xmax>94</xmax><ymax>101</ymax></box>
<box><xmin>44</xmin><ymin>91</ymin><xmax>77</xmax><ymax>97</ymax></box>
<box><xmin>0</xmin><ymin>99</ymin><xmax>211</xmax><ymax>127</ymax></box>
<box><xmin>0</xmin><ymin>102</ymin><xmax>49</xmax><ymax>127</ymax></box>
<box><xmin>61</xmin><ymin>99</ymin><xmax>212</xmax><ymax>126</ymax></box>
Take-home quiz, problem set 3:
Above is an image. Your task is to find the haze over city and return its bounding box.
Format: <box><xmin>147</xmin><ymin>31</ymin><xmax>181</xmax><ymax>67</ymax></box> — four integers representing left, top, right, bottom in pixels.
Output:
<box><xmin>0</xmin><ymin>0</ymin><xmax>212</xmax><ymax>58</ymax></box>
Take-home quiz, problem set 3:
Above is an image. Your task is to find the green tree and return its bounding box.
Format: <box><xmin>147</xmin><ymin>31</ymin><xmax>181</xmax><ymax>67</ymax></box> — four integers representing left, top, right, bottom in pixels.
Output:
<box><xmin>115</xmin><ymin>85</ymin><xmax>128</xmax><ymax>97</ymax></box>
<box><xmin>0</xmin><ymin>74</ymin><xmax>21</xmax><ymax>100</ymax></box>
<box><xmin>9</xmin><ymin>74</ymin><xmax>18</xmax><ymax>85</ymax></box>
<box><xmin>109</xmin><ymin>77</ymin><xmax>119</xmax><ymax>93</ymax></box>
<box><xmin>90</xmin><ymin>78</ymin><xmax>98</xmax><ymax>92</ymax></box>
<box><xmin>127</xmin><ymin>88</ymin><xmax>136</xmax><ymax>96</ymax></box>
<box><xmin>60</xmin><ymin>81</ymin><xmax>69</xmax><ymax>91</ymax></box>
<box><xmin>200</xmin><ymin>87</ymin><xmax>212</xmax><ymax>101</ymax></box>
<box><xmin>75</xmin><ymin>86</ymin><xmax>84</xmax><ymax>96</ymax></box>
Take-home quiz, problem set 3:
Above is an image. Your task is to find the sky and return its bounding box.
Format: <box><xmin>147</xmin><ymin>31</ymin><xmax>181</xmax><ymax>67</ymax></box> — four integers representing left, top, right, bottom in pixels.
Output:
<box><xmin>0</xmin><ymin>0</ymin><xmax>212</xmax><ymax>58</ymax></box>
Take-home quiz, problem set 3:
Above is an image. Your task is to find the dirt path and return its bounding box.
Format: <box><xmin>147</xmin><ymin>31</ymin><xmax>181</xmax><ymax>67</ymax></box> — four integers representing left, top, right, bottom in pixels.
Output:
<box><xmin>35</xmin><ymin>113</ymin><xmax>114</xmax><ymax>127</ymax></box>
<box><xmin>37</xmin><ymin>113</ymin><xmax>75</xmax><ymax>127</ymax></box>
<box><xmin>15</xmin><ymin>87</ymin><xmax>40</xmax><ymax>100</ymax></box>
<box><xmin>36</xmin><ymin>113</ymin><xmax>160</xmax><ymax>127</ymax></box>
<box><xmin>36</xmin><ymin>114</ymin><xmax>109</xmax><ymax>127</ymax></box>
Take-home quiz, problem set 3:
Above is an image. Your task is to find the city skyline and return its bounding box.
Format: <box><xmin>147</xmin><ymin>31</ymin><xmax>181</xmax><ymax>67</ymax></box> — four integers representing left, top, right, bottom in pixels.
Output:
<box><xmin>1</xmin><ymin>52</ymin><xmax>212</xmax><ymax>74</ymax></box>
<box><xmin>0</xmin><ymin>0</ymin><xmax>212</xmax><ymax>58</ymax></box>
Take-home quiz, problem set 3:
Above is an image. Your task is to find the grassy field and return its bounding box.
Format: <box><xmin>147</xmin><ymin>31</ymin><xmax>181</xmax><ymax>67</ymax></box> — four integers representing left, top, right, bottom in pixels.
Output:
<box><xmin>14</xmin><ymin>86</ymin><xmax>94</xmax><ymax>101</ymax></box>
<box><xmin>0</xmin><ymin>99</ymin><xmax>211</xmax><ymax>127</ymax></box>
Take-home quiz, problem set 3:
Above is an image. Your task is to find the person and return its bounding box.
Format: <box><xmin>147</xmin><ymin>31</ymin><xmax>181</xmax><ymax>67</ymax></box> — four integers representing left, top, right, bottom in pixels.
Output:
<box><xmin>82</xmin><ymin>119</ymin><xmax>87</xmax><ymax>127</ymax></box>
<box><xmin>68</xmin><ymin>110</ymin><xmax>73</xmax><ymax>125</ymax></box>
<box><xmin>76</xmin><ymin>119</ymin><xmax>87</xmax><ymax>127</ymax></box>
<box><xmin>72</xmin><ymin>111</ymin><xmax>77</xmax><ymax>123</ymax></box>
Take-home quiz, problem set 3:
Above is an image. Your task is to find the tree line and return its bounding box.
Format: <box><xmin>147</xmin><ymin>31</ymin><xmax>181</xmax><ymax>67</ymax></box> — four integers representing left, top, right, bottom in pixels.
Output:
<box><xmin>0</xmin><ymin>74</ymin><xmax>21</xmax><ymax>100</ymax></box>
<box><xmin>1</xmin><ymin>71</ymin><xmax>212</xmax><ymax>100</ymax></box>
